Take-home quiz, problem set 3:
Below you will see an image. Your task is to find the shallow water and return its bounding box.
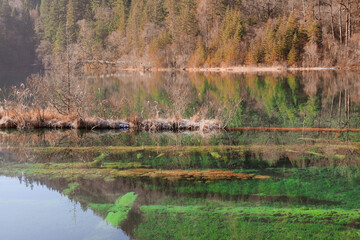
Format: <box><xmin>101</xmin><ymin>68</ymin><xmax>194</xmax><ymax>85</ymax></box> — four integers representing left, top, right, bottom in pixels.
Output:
<box><xmin>1</xmin><ymin>71</ymin><xmax>360</xmax><ymax>239</ymax></box>
<box><xmin>0</xmin><ymin>176</ymin><xmax>129</xmax><ymax>240</ymax></box>
<box><xmin>0</xmin><ymin>130</ymin><xmax>360</xmax><ymax>239</ymax></box>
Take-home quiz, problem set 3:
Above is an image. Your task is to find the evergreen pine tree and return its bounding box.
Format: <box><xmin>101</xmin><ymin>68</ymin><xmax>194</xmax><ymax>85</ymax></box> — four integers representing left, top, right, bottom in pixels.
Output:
<box><xmin>287</xmin><ymin>45</ymin><xmax>298</xmax><ymax>65</ymax></box>
<box><xmin>189</xmin><ymin>38</ymin><xmax>207</xmax><ymax>67</ymax></box>
<box><xmin>308</xmin><ymin>20</ymin><xmax>322</xmax><ymax>47</ymax></box>
<box><xmin>110</xmin><ymin>0</ymin><xmax>127</xmax><ymax>33</ymax></box>
<box><xmin>66</xmin><ymin>0</ymin><xmax>78</xmax><ymax>43</ymax></box>
<box><xmin>54</xmin><ymin>24</ymin><xmax>66</xmax><ymax>53</ymax></box>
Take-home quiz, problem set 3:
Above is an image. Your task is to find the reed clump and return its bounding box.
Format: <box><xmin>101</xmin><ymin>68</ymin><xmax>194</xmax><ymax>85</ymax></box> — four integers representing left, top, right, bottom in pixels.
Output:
<box><xmin>0</xmin><ymin>107</ymin><xmax>76</xmax><ymax>129</ymax></box>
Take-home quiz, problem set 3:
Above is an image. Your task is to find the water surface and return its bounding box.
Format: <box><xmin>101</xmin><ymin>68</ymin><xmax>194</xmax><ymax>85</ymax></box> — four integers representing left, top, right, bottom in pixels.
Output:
<box><xmin>1</xmin><ymin>70</ymin><xmax>360</xmax><ymax>239</ymax></box>
<box><xmin>0</xmin><ymin>176</ymin><xmax>128</xmax><ymax>240</ymax></box>
<box><xmin>0</xmin><ymin>65</ymin><xmax>41</xmax><ymax>89</ymax></box>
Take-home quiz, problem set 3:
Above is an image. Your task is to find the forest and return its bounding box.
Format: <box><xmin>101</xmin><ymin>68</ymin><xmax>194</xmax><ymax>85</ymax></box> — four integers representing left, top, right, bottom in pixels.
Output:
<box><xmin>0</xmin><ymin>0</ymin><xmax>38</xmax><ymax>65</ymax></box>
<box><xmin>1</xmin><ymin>0</ymin><xmax>360</xmax><ymax>68</ymax></box>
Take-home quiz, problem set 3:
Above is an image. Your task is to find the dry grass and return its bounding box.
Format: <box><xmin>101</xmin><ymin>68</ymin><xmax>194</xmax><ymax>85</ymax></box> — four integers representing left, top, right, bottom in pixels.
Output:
<box><xmin>0</xmin><ymin>107</ymin><xmax>79</xmax><ymax>129</ymax></box>
<box><xmin>0</xmin><ymin>107</ymin><xmax>223</xmax><ymax>131</ymax></box>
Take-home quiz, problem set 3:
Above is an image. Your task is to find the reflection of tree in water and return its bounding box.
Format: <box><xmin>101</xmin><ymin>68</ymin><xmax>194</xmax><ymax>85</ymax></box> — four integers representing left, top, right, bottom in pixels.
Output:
<box><xmin>4</xmin><ymin>70</ymin><xmax>360</xmax><ymax>129</ymax></box>
<box><xmin>3</xmin><ymin>130</ymin><xmax>360</xmax><ymax>169</ymax></box>
<box><xmin>87</xmin><ymin>71</ymin><xmax>360</xmax><ymax>128</ymax></box>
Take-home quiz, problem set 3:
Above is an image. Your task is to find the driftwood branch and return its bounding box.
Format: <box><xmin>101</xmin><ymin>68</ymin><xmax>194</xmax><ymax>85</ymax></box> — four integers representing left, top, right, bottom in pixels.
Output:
<box><xmin>225</xmin><ymin>127</ymin><xmax>360</xmax><ymax>133</ymax></box>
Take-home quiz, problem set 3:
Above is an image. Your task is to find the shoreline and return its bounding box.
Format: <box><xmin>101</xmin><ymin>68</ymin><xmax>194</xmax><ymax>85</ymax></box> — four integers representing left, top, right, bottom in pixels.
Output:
<box><xmin>1</xmin><ymin>114</ymin><xmax>359</xmax><ymax>133</ymax></box>
<box><xmin>0</xmin><ymin>117</ymin><xmax>223</xmax><ymax>132</ymax></box>
<box><xmin>115</xmin><ymin>65</ymin><xmax>343</xmax><ymax>73</ymax></box>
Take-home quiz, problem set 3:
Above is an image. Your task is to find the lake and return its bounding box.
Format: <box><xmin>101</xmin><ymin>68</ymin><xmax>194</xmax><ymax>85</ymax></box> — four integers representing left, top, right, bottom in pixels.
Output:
<box><xmin>1</xmin><ymin>70</ymin><xmax>360</xmax><ymax>239</ymax></box>
<box><xmin>0</xmin><ymin>65</ymin><xmax>41</xmax><ymax>89</ymax></box>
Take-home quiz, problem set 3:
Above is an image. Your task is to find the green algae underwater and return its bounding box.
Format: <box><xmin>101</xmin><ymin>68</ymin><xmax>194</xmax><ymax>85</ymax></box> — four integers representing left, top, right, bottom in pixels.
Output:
<box><xmin>1</xmin><ymin>130</ymin><xmax>360</xmax><ymax>239</ymax></box>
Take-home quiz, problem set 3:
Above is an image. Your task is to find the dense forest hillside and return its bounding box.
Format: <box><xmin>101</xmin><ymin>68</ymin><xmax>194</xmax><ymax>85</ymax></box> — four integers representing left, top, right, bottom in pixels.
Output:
<box><xmin>1</xmin><ymin>0</ymin><xmax>360</xmax><ymax>68</ymax></box>
<box><xmin>0</xmin><ymin>0</ymin><xmax>40</xmax><ymax>65</ymax></box>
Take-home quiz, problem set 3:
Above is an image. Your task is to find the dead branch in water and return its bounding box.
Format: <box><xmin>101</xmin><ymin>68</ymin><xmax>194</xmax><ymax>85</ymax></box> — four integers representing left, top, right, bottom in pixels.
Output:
<box><xmin>225</xmin><ymin>127</ymin><xmax>360</xmax><ymax>133</ymax></box>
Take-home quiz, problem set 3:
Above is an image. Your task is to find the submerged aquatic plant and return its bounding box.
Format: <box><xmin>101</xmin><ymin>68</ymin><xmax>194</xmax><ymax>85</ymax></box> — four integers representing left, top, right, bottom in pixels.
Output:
<box><xmin>89</xmin><ymin>192</ymin><xmax>138</xmax><ymax>227</ymax></box>
<box><xmin>62</xmin><ymin>182</ymin><xmax>79</xmax><ymax>195</ymax></box>
<box><xmin>135</xmin><ymin>205</ymin><xmax>360</xmax><ymax>240</ymax></box>
<box><xmin>0</xmin><ymin>162</ymin><xmax>270</xmax><ymax>182</ymax></box>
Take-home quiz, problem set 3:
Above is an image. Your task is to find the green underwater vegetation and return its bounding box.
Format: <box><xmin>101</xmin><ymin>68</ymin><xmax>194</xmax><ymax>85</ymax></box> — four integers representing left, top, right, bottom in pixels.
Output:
<box><xmin>89</xmin><ymin>192</ymin><xmax>138</xmax><ymax>227</ymax></box>
<box><xmin>135</xmin><ymin>205</ymin><xmax>360</xmax><ymax>240</ymax></box>
<box><xmin>1</xmin><ymin>127</ymin><xmax>360</xmax><ymax>239</ymax></box>
<box><xmin>62</xmin><ymin>182</ymin><xmax>79</xmax><ymax>195</ymax></box>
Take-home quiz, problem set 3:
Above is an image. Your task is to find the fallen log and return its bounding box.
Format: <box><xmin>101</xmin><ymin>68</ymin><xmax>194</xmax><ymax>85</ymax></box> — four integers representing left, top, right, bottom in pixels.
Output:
<box><xmin>225</xmin><ymin>127</ymin><xmax>360</xmax><ymax>133</ymax></box>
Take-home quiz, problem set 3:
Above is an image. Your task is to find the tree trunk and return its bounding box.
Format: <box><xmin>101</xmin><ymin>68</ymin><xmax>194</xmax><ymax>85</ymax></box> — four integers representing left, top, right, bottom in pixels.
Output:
<box><xmin>330</xmin><ymin>95</ymin><xmax>334</xmax><ymax>118</ymax></box>
<box><xmin>338</xmin><ymin>91</ymin><xmax>342</xmax><ymax>124</ymax></box>
<box><xmin>302</xmin><ymin>0</ymin><xmax>306</xmax><ymax>21</ymax></box>
<box><xmin>348</xmin><ymin>0</ymin><xmax>351</xmax><ymax>39</ymax></box>
<box><xmin>348</xmin><ymin>89</ymin><xmax>350</xmax><ymax>122</ymax></box>
<box><xmin>318</xmin><ymin>0</ymin><xmax>322</xmax><ymax>22</ymax></box>
<box><xmin>344</xmin><ymin>89</ymin><xmax>347</xmax><ymax>121</ymax></box>
<box><xmin>330</xmin><ymin>1</ymin><xmax>335</xmax><ymax>39</ymax></box>
<box><xmin>66</xmin><ymin>24</ymin><xmax>71</xmax><ymax>115</ymax></box>
<box><xmin>345</xmin><ymin>12</ymin><xmax>348</xmax><ymax>46</ymax></box>
<box><xmin>339</xmin><ymin>5</ymin><xmax>343</xmax><ymax>44</ymax></box>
